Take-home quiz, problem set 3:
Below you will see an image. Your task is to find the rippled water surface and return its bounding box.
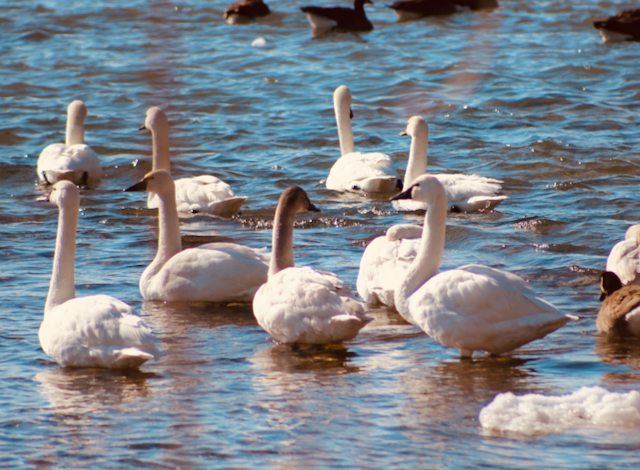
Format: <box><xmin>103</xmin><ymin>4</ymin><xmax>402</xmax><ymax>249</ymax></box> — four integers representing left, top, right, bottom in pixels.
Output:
<box><xmin>2</xmin><ymin>0</ymin><xmax>640</xmax><ymax>467</ymax></box>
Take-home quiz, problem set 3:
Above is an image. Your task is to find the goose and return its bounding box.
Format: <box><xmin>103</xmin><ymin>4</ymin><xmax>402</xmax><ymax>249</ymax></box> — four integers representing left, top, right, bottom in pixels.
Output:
<box><xmin>357</xmin><ymin>223</ymin><xmax>422</xmax><ymax>307</ymax></box>
<box><xmin>392</xmin><ymin>175</ymin><xmax>573</xmax><ymax>358</ymax></box>
<box><xmin>392</xmin><ymin>116</ymin><xmax>507</xmax><ymax>212</ymax></box>
<box><xmin>326</xmin><ymin>85</ymin><xmax>400</xmax><ymax>193</ymax></box>
<box><xmin>253</xmin><ymin>186</ymin><xmax>371</xmax><ymax>344</ymax></box>
<box><xmin>301</xmin><ymin>0</ymin><xmax>373</xmax><ymax>33</ymax></box>
<box><xmin>39</xmin><ymin>180</ymin><xmax>159</xmax><ymax>369</ymax></box>
<box><xmin>597</xmin><ymin>271</ymin><xmax>640</xmax><ymax>337</ymax></box>
<box><xmin>606</xmin><ymin>224</ymin><xmax>640</xmax><ymax>286</ymax></box>
<box><xmin>37</xmin><ymin>100</ymin><xmax>102</xmax><ymax>186</ymax></box>
<box><xmin>142</xmin><ymin>107</ymin><xmax>247</xmax><ymax>218</ymax></box>
<box><xmin>224</xmin><ymin>0</ymin><xmax>271</xmax><ymax>24</ymax></box>
<box><xmin>593</xmin><ymin>8</ymin><xmax>640</xmax><ymax>43</ymax></box>
<box><xmin>388</xmin><ymin>0</ymin><xmax>456</xmax><ymax>22</ymax></box>
<box><xmin>125</xmin><ymin>170</ymin><xmax>269</xmax><ymax>302</ymax></box>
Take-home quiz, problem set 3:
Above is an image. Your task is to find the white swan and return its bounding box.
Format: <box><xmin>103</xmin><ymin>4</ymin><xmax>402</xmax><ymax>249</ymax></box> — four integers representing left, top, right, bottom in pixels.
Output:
<box><xmin>326</xmin><ymin>85</ymin><xmax>400</xmax><ymax>193</ymax></box>
<box><xmin>392</xmin><ymin>116</ymin><xmax>507</xmax><ymax>213</ymax></box>
<box><xmin>253</xmin><ymin>186</ymin><xmax>371</xmax><ymax>344</ymax></box>
<box><xmin>142</xmin><ymin>107</ymin><xmax>247</xmax><ymax>218</ymax></box>
<box><xmin>39</xmin><ymin>180</ymin><xmax>159</xmax><ymax>369</ymax></box>
<box><xmin>357</xmin><ymin>223</ymin><xmax>422</xmax><ymax>307</ymax></box>
<box><xmin>606</xmin><ymin>224</ymin><xmax>640</xmax><ymax>286</ymax></box>
<box><xmin>392</xmin><ymin>175</ymin><xmax>573</xmax><ymax>357</ymax></box>
<box><xmin>125</xmin><ymin>169</ymin><xmax>269</xmax><ymax>302</ymax></box>
<box><xmin>37</xmin><ymin>100</ymin><xmax>102</xmax><ymax>186</ymax></box>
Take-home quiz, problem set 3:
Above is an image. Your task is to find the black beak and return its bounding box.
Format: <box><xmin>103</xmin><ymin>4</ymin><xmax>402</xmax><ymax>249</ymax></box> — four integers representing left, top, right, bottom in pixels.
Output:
<box><xmin>350</xmin><ymin>109</ymin><xmax>354</xmax><ymax>119</ymax></box>
<box><xmin>138</xmin><ymin>124</ymin><xmax>147</xmax><ymax>131</ymax></box>
<box><xmin>399</xmin><ymin>130</ymin><xmax>408</xmax><ymax>137</ymax></box>
<box><xmin>308</xmin><ymin>203</ymin><xmax>321</xmax><ymax>212</ymax></box>
<box><xmin>124</xmin><ymin>179</ymin><xmax>150</xmax><ymax>192</ymax></box>
<box><xmin>37</xmin><ymin>192</ymin><xmax>51</xmax><ymax>202</ymax></box>
<box><xmin>391</xmin><ymin>186</ymin><xmax>413</xmax><ymax>201</ymax></box>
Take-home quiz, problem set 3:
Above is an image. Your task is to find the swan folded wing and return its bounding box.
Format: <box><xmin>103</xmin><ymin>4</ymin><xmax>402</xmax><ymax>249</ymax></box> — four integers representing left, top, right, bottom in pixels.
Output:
<box><xmin>434</xmin><ymin>173</ymin><xmax>506</xmax><ymax>210</ymax></box>
<box><xmin>410</xmin><ymin>265</ymin><xmax>569</xmax><ymax>355</ymax></box>
<box><xmin>37</xmin><ymin>144</ymin><xmax>102</xmax><ymax>184</ymax></box>
<box><xmin>144</xmin><ymin>244</ymin><xmax>269</xmax><ymax>302</ymax></box>
<box><xmin>327</xmin><ymin>152</ymin><xmax>398</xmax><ymax>192</ymax></box>
<box><xmin>255</xmin><ymin>267</ymin><xmax>369</xmax><ymax>343</ymax></box>
<box><xmin>606</xmin><ymin>240</ymin><xmax>640</xmax><ymax>285</ymax></box>
<box><xmin>357</xmin><ymin>236</ymin><xmax>419</xmax><ymax>306</ymax></box>
<box><xmin>39</xmin><ymin>295</ymin><xmax>158</xmax><ymax>368</ymax></box>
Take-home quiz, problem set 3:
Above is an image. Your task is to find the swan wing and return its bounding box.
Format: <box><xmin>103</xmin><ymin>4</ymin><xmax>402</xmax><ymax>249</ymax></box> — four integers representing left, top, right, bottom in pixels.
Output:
<box><xmin>357</xmin><ymin>235</ymin><xmax>419</xmax><ymax>307</ymax></box>
<box><xmin>37</xmin><ymin>143</ymin><xmax>102</xmax><ymax>184</ymax></box>
<box><xmin>142</xmin><ymin>243</ymin><xmax>269</xmax><ymax>302</ymax></box>
<box><xmin>39</xmin><ymin>294</ymin><xmax>158</xmax><ymax>369</ymax></box>
<box><xmin>326</xmin><ymin>152</ymin><xmax>398</xmax><ymax>192</ymax></box>
<box><xmin>434</xmin><ymin>173</ymin><xmax>506</xmax><ymax>211</ymax></box>
<box><xmin>606</xmin><ymin>239</ymin><xmax>640</xmax><ymax>285</ymax></box>
<box><xmin>408</xmin><ymin>264</ymin><xmax>570</xmax><ymax>355</ymax></box>
<box><xmin>254</xmin><ymin>266</ymin><xmax>370</xmax><ymax>344</ymax></box>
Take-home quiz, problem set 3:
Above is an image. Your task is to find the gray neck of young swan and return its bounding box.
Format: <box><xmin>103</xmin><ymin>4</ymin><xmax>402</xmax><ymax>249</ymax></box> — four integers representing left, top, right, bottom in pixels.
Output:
<box><xmin>395</xmin><ymin>188</ymin><xmax>447</xmax><ymax>317</ymax></box>
<box><xmin>45</xmin><ymin>198</ymin><xmax>78</xmax><ymax>313</ymax></box>
<box><xmin>268</xmin><ymin>194</ymin><xmax>298</xmax><ymax>278</ymax></box>
<box><xmin>144</xmin><ymin>182</ymin><xmax>182</xmax><ymax>282</ymax></box>
<box><xmin>150</xmin><ymin>118</ymin><xmax>171</xmax><ymax>173</ymax></box>
<box><xmin>403</xmin><ymin>126</ymin><xmax>428</xmax><ymax>191</ymax></box>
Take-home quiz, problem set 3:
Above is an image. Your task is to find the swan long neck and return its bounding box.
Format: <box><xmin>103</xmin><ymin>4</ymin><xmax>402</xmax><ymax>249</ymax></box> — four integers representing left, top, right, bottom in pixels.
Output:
<box><xmin>269</xmin><ymin>202</ymin><xmax>297</xmax><ymax>278</ymax></box>
<box><xmin>395</xmin><ymin>190</ymin><xmax>447</xmax><ymax>315</ymax></box>
<box><xmin>45</xmin><ymin>200</ymin><xmax>78</xmax><ymax>313</ymax></box>
<box><xmin>151</xmin><ymin>122</ymin><xmax>171</xmax><ymax>173</ymax></box>
<box><xmin>65</xmin><ymin>109</ymin><xmax>85</xmax><ymax>146</ymax></box>
<box><xmin>403</xmin><ymin>127</ymin><xmax>428</xmax><ymax>191</ymax></box>
<box><xmin>147</xmin><ymin>185</ymin><xmax>182</xmax><ymax>277</ymax></box>
<box><xmin>334</xmin><ymin>91</ymin><xmax>355</xmax><ymax>156</ymax></box>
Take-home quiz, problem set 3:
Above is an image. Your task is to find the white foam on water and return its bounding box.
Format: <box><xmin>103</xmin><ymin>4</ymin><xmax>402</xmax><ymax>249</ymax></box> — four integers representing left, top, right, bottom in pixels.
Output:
<box><xmin>479</xmin><ymin>386</ymin><xmax>640</xmax><ymax>436</ymax></box>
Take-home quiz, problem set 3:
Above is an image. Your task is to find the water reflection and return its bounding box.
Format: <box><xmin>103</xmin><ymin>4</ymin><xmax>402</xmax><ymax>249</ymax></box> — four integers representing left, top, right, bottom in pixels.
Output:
<box><xmin>595</xmin><ymin>335</ymin><xmax>640</xmax><ymax>387</ymax></box>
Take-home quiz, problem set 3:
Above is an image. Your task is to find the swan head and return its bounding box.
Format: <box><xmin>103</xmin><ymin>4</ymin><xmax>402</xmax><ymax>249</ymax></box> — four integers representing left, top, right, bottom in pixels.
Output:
<box><xmin>139</xmin><ymin>107</ymin><xmax>169</xmax><ymax>134</ymax></box>
<box><xmin>124</xmin><ymin>169</ymin><xmax>174</xmax><ymax>197</ymax></box>
<box><xmin>391</xmin><ymin>174</ymin><xmax>446</xmax><ymax>205</ymax></box>
<box><xmin>67</xmin><ymin>100</ymin><xmax>88</xmax><ymax>123</ymax></box>
<box><xmin>625</xmin><ymin>224</ymin><xmax>640</xmax><ymax>244</ymax></box>
<box><xmin>399</xmin><ymin>116</ymin><xmax>428</xmax><ymax>138</ymax></box>
<box><xmin>40</xmin><ymin>180</ymin><xmax>79</xmax><ymax>208</ymax></box>
<box><xmin>278</xmin><ymin>186</ymin><xmax>320</xmax><ymax>214</ymax></box>
<box><xmin>600</xmin><ymin>271</ymin><xmax>623</xmax><ymax>301</ymax></box>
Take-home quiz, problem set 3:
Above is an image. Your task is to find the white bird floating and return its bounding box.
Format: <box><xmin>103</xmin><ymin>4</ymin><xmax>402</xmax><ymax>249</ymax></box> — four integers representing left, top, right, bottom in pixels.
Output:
<box><xmin>326</xmin><ymin>85</ymin><xmax>401</xmax><ymax>193</ymax></box>
<box><xmin>392</xmin><ymin>116</ymin><xmax>507</xmax><ymax>213</ymax></box>
<box><xmin>125</xmin><ymin>169</ymin><xmax>269</xmax><ymax>302</ymax></box>
<box><xmin>253</xmin><ymin>186</ymin><xmax>371</xmax><ymax>344</ymax></box>
<box><xmin>606</xmin><ymin>224</ymin><xmax>640</xmax><ymax>286</ymax></box>
<box><xmin>37</xmin><ymin>100</ymin><xmax>102</xmax><ymax>186</ymax></box>
<box><xmin>39</xmin><ymin>181</ymin><xmax>159</xmax><ymax>369</ymax></box>
<box><xmin>142</xmin><ymin>107</ymin><xmax>247</xmax><ymax>218</ymax></box>
<box><xmin>357</xmin><ymin>223</ymin><xmax>422</xmax><ymax>307</ymax></box>
<box><xmin>392</xmin><ymin>175</ymin><xmax>574</xmax><ymax>358</ymax></box>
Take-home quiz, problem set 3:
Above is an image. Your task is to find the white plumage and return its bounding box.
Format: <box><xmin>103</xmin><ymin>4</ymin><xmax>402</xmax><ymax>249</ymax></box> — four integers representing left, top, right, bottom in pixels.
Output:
<box><xmin>392</xmin><ymin>116</ymin><xmax>507</xmax><ymax>213</ymax></box>
<box><xmin>143</xmin><ymin>107</ymin><xmax>247</xmax><ymax>217</ymax></box>
<box><xmin>126</xmin><ymin>170</ymin><xmax>268</xmax><ymax>302</ymax></box>
<box><xmin>606</xmin><ymin>224</ymin><xmax>640</xmax><ymax>286</ymax></box>
<box><xmin>39</xmin><ymin>181</ymin><xmax>158</xmax><ymax>369</ymax></box>
<box><xmin>357</xmin><ymin>223</ymin><xmax>422</xmax><ymax>307</ymax></box>
<box><xmin>253</xmin><ymin>186</ymin><xmax>370</xmax><ymax>344</ymax></box>
<box><xmin>326</xmin><ymin>85</ymin><xmax>400</xmax><ymax>193</ymax></box>
<box><xmin>392</xmin><ymin>175</ymin><xmax>573</xmax><ymax>357</ymax></box>
<box><xmin>36</xmin><ymin>100</ymin><xmax>102</xmax><ymax>186</ymax></box>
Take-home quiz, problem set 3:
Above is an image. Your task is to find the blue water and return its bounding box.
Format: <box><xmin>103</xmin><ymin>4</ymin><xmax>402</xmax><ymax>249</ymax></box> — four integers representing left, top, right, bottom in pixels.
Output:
<box><xmin>2</xmin><ymin>0</ymin><xmax>640</xmax><ymax>467</ymax></box>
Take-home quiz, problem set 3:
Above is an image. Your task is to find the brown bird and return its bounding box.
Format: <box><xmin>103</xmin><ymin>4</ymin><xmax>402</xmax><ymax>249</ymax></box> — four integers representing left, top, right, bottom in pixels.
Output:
<box><xmin>301</xmin><ymin>0</ymin><xmax>373</xmax><ymax>32</ymax></box>
<box><xmin>597</xmin><ymin>271</ymin><xmax>640</xmax><ymax>337</ymax></box>
<box><xmin>593</xmin><ymin>8</ymin><xmax>640</xmax><ymax>43</ymax></box>
<box><xmin>451</xmin><ymin>0</ymin><xmax>498</xmax><ymax>10</ymax></box>
<box><xmin>387</xmin><ymin>0</ymin><xmax>456</xmax><ymax>22</ymax></box>
<box><xmin>224</xmin><ymin>0</ymin><xmax>271</xmax><ymax>24</ymax></box>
